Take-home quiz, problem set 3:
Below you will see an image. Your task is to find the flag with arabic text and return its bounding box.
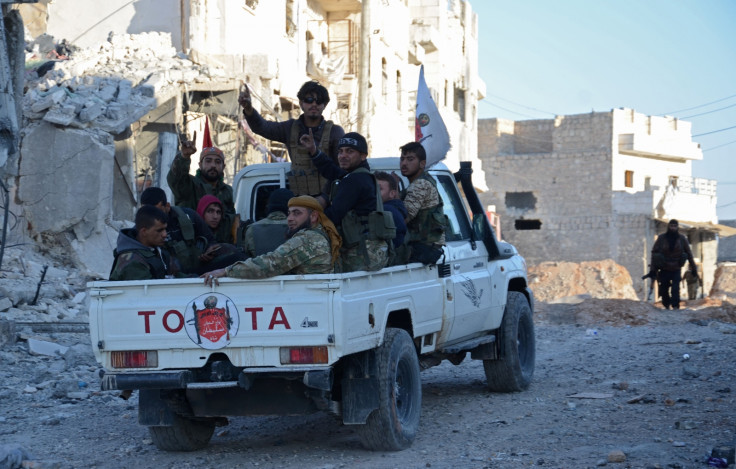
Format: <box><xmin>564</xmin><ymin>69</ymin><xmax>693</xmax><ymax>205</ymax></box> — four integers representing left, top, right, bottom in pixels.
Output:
<box><xmin>415</xmin><ymin>65</ymin><xmax>450</xmax><ymax>167</ymax></box>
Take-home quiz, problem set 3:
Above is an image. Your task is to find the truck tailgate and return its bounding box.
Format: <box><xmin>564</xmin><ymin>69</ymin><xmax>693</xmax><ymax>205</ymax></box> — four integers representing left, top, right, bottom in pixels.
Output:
<box><xmin>88</xmin><ymin>276</ymin><xmax>336</xmax><ymax>370</ymax></box>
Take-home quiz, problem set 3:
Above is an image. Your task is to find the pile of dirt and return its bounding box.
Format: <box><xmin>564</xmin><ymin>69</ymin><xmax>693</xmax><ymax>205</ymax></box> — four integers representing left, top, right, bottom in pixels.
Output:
<box><xmin>536</xmin><ymin>297</ymin><xmax>736</xmax><ymax>327</ymax></box>
<box><xmin>710</xmin><ymin>262</ymin><xmax>736</xmax><ymax>302</ymax></box>
<box><xmin>528</xmin><ymin>259</ymin><xmax>638</xmax><ymax>302</ymax></box>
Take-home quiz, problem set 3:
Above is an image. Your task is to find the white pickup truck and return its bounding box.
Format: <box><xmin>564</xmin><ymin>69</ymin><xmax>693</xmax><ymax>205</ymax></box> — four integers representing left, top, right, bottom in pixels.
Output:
<box><xmin>87</xmin><ymin>159</ymin><xmax>535</xmax><ymax>452</ymax></box>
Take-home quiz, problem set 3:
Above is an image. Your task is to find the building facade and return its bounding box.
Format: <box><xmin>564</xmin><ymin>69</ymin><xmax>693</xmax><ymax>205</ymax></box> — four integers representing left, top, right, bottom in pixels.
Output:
<box><xmin>478</xmin><ymin>108</ymin><xmax>729</xmax><ymax>297</ymax></box>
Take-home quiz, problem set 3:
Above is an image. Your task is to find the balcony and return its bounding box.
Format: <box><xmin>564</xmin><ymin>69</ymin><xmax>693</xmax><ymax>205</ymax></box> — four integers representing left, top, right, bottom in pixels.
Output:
<box><xmin>618</xmin><ymin>133</ymin><xmax>703</xmax><ymax>161</ymax></box>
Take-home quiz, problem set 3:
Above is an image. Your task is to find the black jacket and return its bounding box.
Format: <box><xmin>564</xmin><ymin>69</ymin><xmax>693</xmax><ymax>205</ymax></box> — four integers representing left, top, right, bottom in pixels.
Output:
<box><xmin>310</xmin><ymin>153</ymin><xmax>377</xmax><ymax>227</ymax></box>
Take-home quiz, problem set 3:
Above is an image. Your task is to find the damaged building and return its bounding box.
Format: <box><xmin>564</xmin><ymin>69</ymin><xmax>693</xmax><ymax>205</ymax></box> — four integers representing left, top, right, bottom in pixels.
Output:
<box><xmin>2</xmin><ymin>0</ymin><xmax>486</xmax><ymax>277</ymax></box>
<box><xmin>477</xmin><ymin>108</ymin><xmax>736</xmax><ymax>298</ymax></box>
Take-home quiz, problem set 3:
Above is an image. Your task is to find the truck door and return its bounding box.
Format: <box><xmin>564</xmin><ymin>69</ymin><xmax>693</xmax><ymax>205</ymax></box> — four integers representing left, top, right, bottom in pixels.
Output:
<box><xmin>434</xmin><ymin>173</ymin><xmax>494</xmax><ymax>343</ymax></box>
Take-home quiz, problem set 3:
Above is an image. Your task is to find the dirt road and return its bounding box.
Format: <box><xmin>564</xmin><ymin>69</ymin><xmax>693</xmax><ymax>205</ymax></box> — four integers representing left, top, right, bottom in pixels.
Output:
<box><xmin>2</xmin><ymin>301</ymin><xmax>735</xmax><ymax>469</ymax></box>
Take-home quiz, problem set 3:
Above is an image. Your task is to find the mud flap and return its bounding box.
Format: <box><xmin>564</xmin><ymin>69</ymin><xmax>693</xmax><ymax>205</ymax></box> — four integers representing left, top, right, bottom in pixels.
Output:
<box><xmin>138</xmin><ymin>389</ymin><xmax>176</xmax><ymax>426</ymax></box>
<box><xmin>341</xmin><ymin>350</ymin><xmax>379</xmax><ymax>424</ymax></box>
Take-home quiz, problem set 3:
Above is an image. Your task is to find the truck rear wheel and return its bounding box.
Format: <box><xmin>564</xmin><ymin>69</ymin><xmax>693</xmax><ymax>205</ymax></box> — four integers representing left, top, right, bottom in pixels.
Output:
<box><xmin>358</xmin><ymin>328</ymin><xmax>421</xmax><ymax>451</ymax></box>
<box><xmin>148</xmin><ymin>413</ymin><xmax>215</xmax><ymax>451</ymax></box>
<box><xmin>483</xmin><ymin>291</ymin><xmax>535</xmax><ymax>392</ymax></box>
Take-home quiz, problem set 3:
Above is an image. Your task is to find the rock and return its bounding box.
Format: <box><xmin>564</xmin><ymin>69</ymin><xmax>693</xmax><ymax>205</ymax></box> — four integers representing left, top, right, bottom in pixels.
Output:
<box><xmin>72</xmin><ymin>292</ymin><xmax>87</xmax><ymax>304</ymax></box>
<box><xmin>0</xmin><ymin>443</ymin><xmax>34</xmax><ymax>469</ymax></box>
<box><xmin>607</xmin><ymin>450</ymin><xmax>626</xmax><ymax>463</ymax></box>
<box><xmin>0</xmin><ymin>320</ymin><xmax>16</xmax><ymax>348</ymax></box>
<box><xmin>27</xmin><ymin>338</ymin><xmax>69</xmax><ymax>357</ymax></box>
<box><xmin>0</xmin><ymin>296</ymin><xmax>12</xmax><ymax>312</ymax></box>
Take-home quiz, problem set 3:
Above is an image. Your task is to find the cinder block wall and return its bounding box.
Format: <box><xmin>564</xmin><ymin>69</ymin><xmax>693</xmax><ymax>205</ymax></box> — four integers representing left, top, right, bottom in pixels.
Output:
<box><xmin>478</xmin><ymin>113</ymin><xmax>616</xmax><ymax>265</ymax></box>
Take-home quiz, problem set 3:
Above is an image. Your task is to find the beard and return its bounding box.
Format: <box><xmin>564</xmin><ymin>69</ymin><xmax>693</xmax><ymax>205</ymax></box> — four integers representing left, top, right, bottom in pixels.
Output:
<box><xmin>201</xmin><ymin>168</ymin><xmax>221</xmax><ymax>183</ymax></box>
<box><xmin>287</xmin><ymin>219</ymin><xmax>312</xmax><ymax>239</ymax></box>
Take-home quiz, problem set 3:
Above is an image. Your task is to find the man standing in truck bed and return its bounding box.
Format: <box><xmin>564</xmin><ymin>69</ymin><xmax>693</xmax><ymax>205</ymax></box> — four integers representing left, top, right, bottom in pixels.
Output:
<box><xmin>167</xmin><ymin>141</ymin><xmax>235</xmax><ymax>217</ymax></box>
<box><xmin>399</xmin><ymin>141</ymin><xmax>447</xmax><ymax>264</ymax></box>
<box><xmin>238</xmin><ymin>81</ymin><xmax>345</xmax><ymax>196</ymax></box>
<box><xmin>201</xmin><ymin>196</ymin><xmax>341</xmax><ymax>283</ymax></box>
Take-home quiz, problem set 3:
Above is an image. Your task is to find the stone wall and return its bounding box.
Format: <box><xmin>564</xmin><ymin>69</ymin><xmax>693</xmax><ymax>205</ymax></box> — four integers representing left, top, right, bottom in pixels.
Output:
<box><xmin>478</xmin><ymin>109</ymin><xmax>715</xmax><ymax>298</ymax></box>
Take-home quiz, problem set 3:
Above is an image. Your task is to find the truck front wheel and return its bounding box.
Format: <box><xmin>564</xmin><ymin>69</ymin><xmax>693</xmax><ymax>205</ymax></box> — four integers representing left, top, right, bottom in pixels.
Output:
<box><xmin>148</xmin><ymin>413</ymin><xmax>215</xmax><ymax>451</ymax></box>
<box><xmin>358</xmin><ymin>327</ymin><xmax>421</xmax><ymax>451</ymax></box>
<box><xmin>483</xmin><ymin>291</ymin><xmax>535</xmax><ymax>392</ymax></box>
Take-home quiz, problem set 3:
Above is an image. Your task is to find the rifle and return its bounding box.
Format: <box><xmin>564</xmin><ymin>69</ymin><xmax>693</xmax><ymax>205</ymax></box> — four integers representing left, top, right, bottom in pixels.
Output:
<box><xmin>642</xmin><ymin>269</ymin><xmax>657</xmax><ymax>301</ymax></box>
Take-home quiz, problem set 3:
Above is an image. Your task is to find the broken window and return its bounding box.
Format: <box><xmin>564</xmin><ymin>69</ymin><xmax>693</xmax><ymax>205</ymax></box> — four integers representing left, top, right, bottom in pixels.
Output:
<box><xmin>453</xmin><ymin>84</ymin><xmax>465</xmax><ymax>122</ymax></box>
<box><xmin>505</xmin><ymin>191</ymin><xmax>537</xmax><ymax>210</ymax></box>
<box><xmin>328</xmin><ymin>19</ymin><xmax>358</xmax><ymax>75</ymax></box>
<box><xmin>396</xmin><ymin>70</ymin><xmax>402</xmax><ymax>111</ymax></box>
<box><xmin>285</xmin><ymin>0</ymin><xmax>296</xmax><ymax>38</ymax></box>
<box><xmin>515</xmin><ymin>219</ymin><xmax>542</xmax><ymax>230</ymax></box>
<box><xmin>624</xmin><ymin>170</ymin><xmax>633</xmax><ymax>188</ymax></box>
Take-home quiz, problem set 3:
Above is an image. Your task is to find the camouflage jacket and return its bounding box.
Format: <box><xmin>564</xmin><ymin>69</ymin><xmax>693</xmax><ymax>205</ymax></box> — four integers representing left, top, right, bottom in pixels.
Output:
<box><xmin>402</xmin><ymin>173</ymin><xmax>446</xmax><ymax>245</ymax></box>
<box><xmin>225</xmin><ymin>224</ymin><xmax>333</xmax><ymax>278</ymax></box>
<box><xmin>166</xmin><ymin>152</ymin><xmax>235</xmax><ymax>215</ymax></box>
<box><xmin>243</xmin><ymin>212</ymin><xmax>288</xmax><ymax>257</ymax></box>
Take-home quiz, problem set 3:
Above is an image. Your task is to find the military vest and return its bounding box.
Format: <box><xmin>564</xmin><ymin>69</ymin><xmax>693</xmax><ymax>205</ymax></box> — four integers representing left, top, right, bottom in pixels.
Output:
<box><xmin>329</xmin><ymin>167</ymin><xmax>396</xmax><ymax>248</ymax></box>
<box><xmin>402</xmin><ymin>173</ymin><xmax>448</xmax><ymax>246</ymax></box>
<box><xmin>167</xmin><ymin>206</ymin><xmax>203</xmax><ymax>273</ymax></box>
<box><xmin>288</xmin><ymin>120</ymin><xmax>334</xmax><ymax>196</ymax></box>
<box><xmin>250</xmin><ymin>222</ymin><xmax>289</xmax><ymax>256</ymax></box>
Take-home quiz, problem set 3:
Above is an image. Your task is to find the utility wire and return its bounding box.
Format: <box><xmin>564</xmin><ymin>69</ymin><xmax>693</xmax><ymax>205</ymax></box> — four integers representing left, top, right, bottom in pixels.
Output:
<box><xmin>480</xmin><ymin>99</ymin><xmax>538</xmax><ymax>119</ymax></box>
<box><xmin>703</xmin><ymin>139</ymin><xmax>736</xmax><ymax>151</ymax></box>
<box><xmin>663</xmin><ymin>93</ymin><xmax>736</xmax><ymax>115</ymax></box>
<box><xmin>484</xmin><ymin>93</ymin><xmax>557</xmax><ymax>116</ymax></box>
<box><xmin>682</xmin><ymin>103</ymin><xmax>736</xmax><ymax>119</ymax></box>
<box><xmin>693</xmin><ymin>125</ymin><xmax>736</xmax><ymax>137</ymax></box>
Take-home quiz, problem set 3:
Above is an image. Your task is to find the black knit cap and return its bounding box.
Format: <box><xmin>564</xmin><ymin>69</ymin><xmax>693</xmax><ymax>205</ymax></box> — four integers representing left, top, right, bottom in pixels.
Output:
<box><xmin>266</xmin><ymin>188</ymin><xmax>295</xmax><ymax>214</ymax></box>
<box><xmin>668</xmin><ymin>219</ymin><xmax>679</xmax><ymax>226</ymax></box>
<box><xmin>338</xmin><ymin>132</ymin><xmax>368</xmax><ymax>154</ymax></box>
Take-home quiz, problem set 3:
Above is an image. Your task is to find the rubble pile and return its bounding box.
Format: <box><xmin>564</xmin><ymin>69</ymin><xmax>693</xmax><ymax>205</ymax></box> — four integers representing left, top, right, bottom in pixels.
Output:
<box><xmin>528</xmin><ymin>259</ymin><xmax>639</xmax><ymax>302</ymax></box>
<box><xmin>0</xmin><ymin>245</ymin><xmax>88</xmax><ymax>327</ymax></box>
<box><xmin>710</xmin><ymin>262</ymin><xmax>736</xmax><ymax>303</ymax></box>
<box><xmin>22</xmin><ymin>32</ymin><xmax>227</xmax><ymax>133</ymax></box>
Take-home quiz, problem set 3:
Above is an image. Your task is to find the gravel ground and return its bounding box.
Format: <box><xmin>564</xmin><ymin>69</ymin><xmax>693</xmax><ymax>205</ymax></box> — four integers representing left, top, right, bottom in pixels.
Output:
<box><xmin>1</xmin><ymin>303</ymin><xmax>735</xmax><ymax>469</ymax></box>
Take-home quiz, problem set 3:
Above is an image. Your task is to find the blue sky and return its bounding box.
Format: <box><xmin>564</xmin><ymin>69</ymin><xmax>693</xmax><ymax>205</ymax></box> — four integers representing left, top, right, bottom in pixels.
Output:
<box><xmin>468</xmin><ymin>0</ymin><xmax>736</xmax><ymax>220</ymax></box>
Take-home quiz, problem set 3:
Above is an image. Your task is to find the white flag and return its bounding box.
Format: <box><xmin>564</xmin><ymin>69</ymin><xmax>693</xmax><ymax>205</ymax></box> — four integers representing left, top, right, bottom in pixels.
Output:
<box><xmin>415</xmin><ymin>65</ymin><xmax>451</xmax><ymax>167</ymax></box>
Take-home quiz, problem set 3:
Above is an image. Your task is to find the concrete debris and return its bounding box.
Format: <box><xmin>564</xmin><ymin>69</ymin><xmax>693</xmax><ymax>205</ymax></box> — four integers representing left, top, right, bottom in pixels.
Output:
<box><xmin>23</xmin><ymin>32</ymin><xmax>226</xmax><ymax>133</ymax></box>
<box><xmin>27</xmin><ymin>337</ymin><xmax>69</xmax><ymax>357</ymax></box>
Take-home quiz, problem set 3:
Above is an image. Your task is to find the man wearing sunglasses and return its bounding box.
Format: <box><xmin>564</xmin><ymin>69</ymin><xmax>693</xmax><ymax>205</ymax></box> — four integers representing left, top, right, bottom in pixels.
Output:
<box><xmin>239</xmin><ymin>80</ymin><xmax>345</xmax><ymax>196</ymax></box>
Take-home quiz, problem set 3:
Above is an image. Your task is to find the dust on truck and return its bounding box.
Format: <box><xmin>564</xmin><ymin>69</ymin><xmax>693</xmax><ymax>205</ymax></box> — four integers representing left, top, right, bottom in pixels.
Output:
<box><xmin>87</xmin><ymin>159</ymin><xmax>536</xmax><ymax>451</ymax></box>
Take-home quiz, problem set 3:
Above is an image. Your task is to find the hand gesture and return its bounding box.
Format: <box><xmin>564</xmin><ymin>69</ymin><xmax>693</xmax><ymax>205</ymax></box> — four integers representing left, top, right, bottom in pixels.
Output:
<box><xmin>238</xmin><ymin>86</ymin><xmax>254</xmax><ymax>115</ymax></box>
<box><xmin>299</xmin><ymin>128</ymin><xmax>317</xmax><ymax>156</ymax></box>
<box><xmin>181</xmin><ymin>130</ymin><xmax>197</xmax><ymax>159</ymax></box>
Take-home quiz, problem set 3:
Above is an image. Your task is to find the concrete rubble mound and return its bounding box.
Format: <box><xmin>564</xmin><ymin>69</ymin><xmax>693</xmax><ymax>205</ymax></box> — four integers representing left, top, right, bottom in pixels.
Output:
<box><xmin>22</xmin><ymin>32</ymin><xmax>226</xmax><ymax>133</ymax></box>
<box><xmin>528</xmin><ymin>259</ymin><xmax>639</xmax><ymax>302</ymax></box>
<box><xmin>710</xmin><ymin>262</ymin><xmax>736</xmax><ymax>303</ymax></box>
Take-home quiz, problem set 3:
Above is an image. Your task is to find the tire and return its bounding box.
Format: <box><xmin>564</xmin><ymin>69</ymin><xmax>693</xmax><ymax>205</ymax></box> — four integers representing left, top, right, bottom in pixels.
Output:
<box><xmin>148</xmin><ymin>413</ymin><xmax>215</xmax><ymax>451</ymax></box>
<box><xmin>358</xmin><ymin>328</ymin><xmax>422</xmax><ymax>451</ymax></box>
<box><xmin>483</xmin><ymin>291</ymin><xmax>535</xmax><ymax>392</ymax></box>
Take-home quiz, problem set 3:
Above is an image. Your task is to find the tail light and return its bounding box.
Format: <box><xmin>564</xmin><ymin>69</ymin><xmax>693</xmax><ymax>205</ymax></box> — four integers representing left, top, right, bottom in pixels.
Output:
<box><xmin>280</xmin><ymin>346</ymin><xmax>328</xmax><ymax>364</ymax></box>
<box><xmin>111</xmin><ymin>351</ymin><xmax>158</xmax><ymax>368</ymax></box>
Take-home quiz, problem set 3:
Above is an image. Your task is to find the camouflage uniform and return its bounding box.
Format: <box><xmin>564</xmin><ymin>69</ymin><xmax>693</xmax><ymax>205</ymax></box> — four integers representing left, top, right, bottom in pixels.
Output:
<box><xmin>242</xmin><ymin>212</ymin><xmax>289</xmax><ymax>257</ymax></box>
<box><xmin>166</xmin><ymin>153</ymin><xmax>235</xmax><ymax>215</ymax></box>
<box><xmin>403</xmin><ymin>175</ymin><xmax>446</xmax><ymax>245</ymax></box>
<box><xmin>341</xmin><ymin>238</ymin><xmax>389</xmax><ymax>272</ymax></box>
<box><xmin>225</xmin><ymin>225</ymin><xmax>333</xmax><ymax>278</ymax></box>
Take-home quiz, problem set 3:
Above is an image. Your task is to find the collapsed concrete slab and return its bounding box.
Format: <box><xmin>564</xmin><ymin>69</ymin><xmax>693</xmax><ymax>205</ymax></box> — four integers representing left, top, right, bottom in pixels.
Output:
<box><xmin>18</xmin><ymin>122</ymin><xmax>114</xmax><ymax>234</ymax></box>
